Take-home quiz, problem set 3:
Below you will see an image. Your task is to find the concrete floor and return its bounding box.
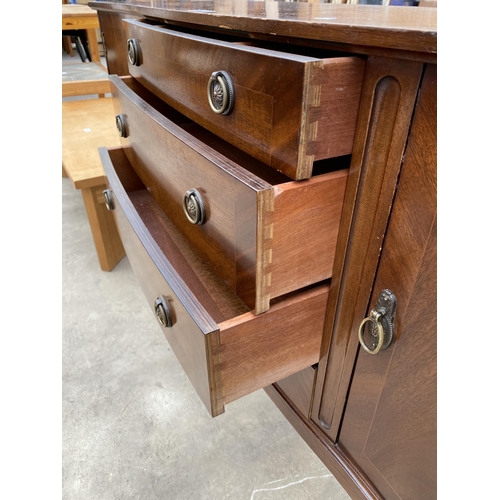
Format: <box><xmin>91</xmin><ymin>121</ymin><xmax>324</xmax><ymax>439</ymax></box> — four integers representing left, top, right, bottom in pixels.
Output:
<box><xmin>62</xmin><ymin>50</ymin><xmax>351</xmax><ymax>500</ymax></box>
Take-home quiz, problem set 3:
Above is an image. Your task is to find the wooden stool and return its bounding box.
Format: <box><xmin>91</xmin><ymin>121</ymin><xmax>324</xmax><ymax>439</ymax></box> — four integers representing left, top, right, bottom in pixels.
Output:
<box><xmin>62</xmin><ymin>79</ymin><xmax>125</xmax><ymax>271</ymax></box>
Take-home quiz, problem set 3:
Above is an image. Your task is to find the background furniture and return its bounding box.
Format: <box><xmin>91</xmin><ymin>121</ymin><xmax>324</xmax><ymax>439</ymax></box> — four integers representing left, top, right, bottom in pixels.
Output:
<box><xmin>62</xmin><ymin>79</ymin><xmax>125</xmax><ymax>271</ymax></box>
<box><xmin>64</xmin><ymin>29</ymin><xmax>91</xmax><ymax>62</ymax></box>
<box><xmin>88</xmin><ymin>1</ymin><xmax>437</xmax><ymax>497</ymax></box>
<box><xmin>62</xmin><ymin>4</ymin><xmax>102</xmax><ymax>66</ymax></box>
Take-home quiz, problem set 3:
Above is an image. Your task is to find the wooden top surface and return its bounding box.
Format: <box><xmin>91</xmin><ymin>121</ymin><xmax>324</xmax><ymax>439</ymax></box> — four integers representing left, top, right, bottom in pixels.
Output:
<box><xmin>62</xmin><ymin>98</ymin><xmax>121</xmax><ymax>189</ymax></box>
<box><xmin>88</xmin><ymin>0</ymin><xmax>436</xmax><ymax>56</ymax></box>
<box><xmin>62</xmin><ymin>4</ymin><xmax>98</xmax><ymax>18</ymax></box>
<box><xmin>63</xmin><ymin>4</ymin><xmax>100</xmax><ymax>29</ymax></box>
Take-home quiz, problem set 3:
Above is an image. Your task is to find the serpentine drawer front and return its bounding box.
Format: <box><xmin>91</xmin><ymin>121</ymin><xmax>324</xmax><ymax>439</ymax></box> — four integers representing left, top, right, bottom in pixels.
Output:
<box><xmin>100</xmin><ymin>147</ymin><xmax>329</xmax><ymax>417</ymax></box>
<box><xmin>122</xmin><ymin>19</ymin><xmax>365</xmax><ymax>180</ymax></box>
<box><xmin>110</xmin><ymin>75</ymin><xmax>348</xmax><ymax>314</ymax></box>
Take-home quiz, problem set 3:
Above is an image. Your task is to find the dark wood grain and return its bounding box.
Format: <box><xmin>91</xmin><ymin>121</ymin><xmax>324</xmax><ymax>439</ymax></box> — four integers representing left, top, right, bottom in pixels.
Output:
<box><xmin>97</xmin><ymin>11</ymin><xmax>136</xmax><ymax>76</ymax></box>
<box><xmin>101</xmin><ymin>147</ymin><xmax>222</xmax><ymax>415</ymax></box>
<box><xmin>86</xmin><ymin>4</ymin><xmax>438</xmax><ymax>497</ymax></box>
<box><xmin>310</xmin><ymin>57</ymin><xmax>423</xmax><ymax>438</ymax></box>
<box><xmin>101</xmin><ymin>146</ymin><xmax>332</xmax><ymax>417</ymax></box>
<box><xmin>88</xmin><ymin>1</ymin><xmax>436</xmax><ymax>58</ymax></box>
<box><xmin>111</xmin><ymin>75</ymin><xmax>348</xmax><ymax>313</ymax></box>
<box><xmin>111</xmin><ymin>75</ymin><xmax>264</xmax><ymax>302</ymax></box>
<box><xmin>265</xmin><ymin>383</ymin><xmax>383</xmax><ymax>500</ymax></box>
<box><xmin>122</xmin><ymin>19</ymin><xmax>364</xmax><ymax>179</ymax></box>
<box><xmin>275</xmin><ymin>366</ymin><xmax>316</xmax><ymax>419</ymax></box>
<box><xmin>338</xmin><ymin>64</ymin><xmax>436</xmax><ymax>499</ymax></box>
<box><xmin>102</xmin><ymin>148</ymin><xmax>233</xmax><ymax>327</ymax></box>
<box><xmin>111</xmin><ymin>77</ymin><xmax>264</xmax><ymax>308</ymax></box>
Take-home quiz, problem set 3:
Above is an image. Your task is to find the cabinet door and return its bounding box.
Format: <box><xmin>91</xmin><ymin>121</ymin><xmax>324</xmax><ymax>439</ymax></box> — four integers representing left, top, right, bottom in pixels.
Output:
<box><xmin>337</xmin><ymin>64</ymin><xmax>436</xmax><ymax>499</ymax></box>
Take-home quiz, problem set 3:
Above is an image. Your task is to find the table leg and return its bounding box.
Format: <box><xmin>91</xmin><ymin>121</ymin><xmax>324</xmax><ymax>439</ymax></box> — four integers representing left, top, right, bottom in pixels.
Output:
<box><xmin>62</xmin><ymin>35</ymin><xmax>74</xmax><ymax>57</ymax></box>
<box><xmin>86</xmin><ymin>28</ymin><xmax>102</xmax><ymax>66</ymax></box>
<box><xmin>80</xmin><ymin>184</ymin><xmax>125</xmax><ymax>271</ymax></box>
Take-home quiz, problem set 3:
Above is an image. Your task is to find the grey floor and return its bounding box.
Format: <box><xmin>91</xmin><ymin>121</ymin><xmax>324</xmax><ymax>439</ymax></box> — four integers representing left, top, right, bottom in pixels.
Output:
<box><xmin>62</xmin><ymin>48</ymin><xmax>351</xmax><ymax>500</ymax></box>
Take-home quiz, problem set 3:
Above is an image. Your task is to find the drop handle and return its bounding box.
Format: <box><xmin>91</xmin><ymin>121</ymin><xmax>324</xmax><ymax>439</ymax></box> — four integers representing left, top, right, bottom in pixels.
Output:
<box><xmin>154</xmin><ymin>296</ymin><xmax>174</xmax><ymax>328</ymax></box>
<box><xmin>103</xmin><ymin>189</ymin><xmax>114</xmax><ymax>211</ymax></box>
<box><xmin>358</xmin><ymin>289</ymin><xmax>397</xmax><ymax>355</ymax></box>
<box><xmin>115</xmin><ymin>114</ymin><xmax>127</xmax><ymax>138</ymax></box>
<box><xmin>182</xmin><ymin>188</ymin><xmax>206</xmax><ymax>225</ymax></box>
<box><xmin>127</xmin><ymin>38</ymin><xmax>140</xmax><ymax>66</ymax></box>
<box><xmin>207</xmin><ymin>70</ymin><xmax>234</xmax><ymax>115</ymax></box>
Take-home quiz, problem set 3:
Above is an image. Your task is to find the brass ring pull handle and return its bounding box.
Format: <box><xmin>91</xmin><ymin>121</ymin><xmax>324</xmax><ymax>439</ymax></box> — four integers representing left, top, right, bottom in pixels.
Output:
<box><xmin>182</xmin><ymin>188</ymin><xmax>206</xmax><ymax>225</ymax></box>
<box><xmin>103</xmin><ymin>189</ymin><xmax>114</xmax><ymax>211</ymax></box>
<box><xmin>358</xmin><ymin>289</ymin><xmax>397</xmax><ymax>355</ymax></box>
<box><xmin>127</xmin><ymin>38</ymin><xmax>140</xmax><ymax>66</ymax></box>
<box><xmin>154</xmin><ymin>296</ymin><xmax>174</xmax><ymax>328</ymax></box>
<box><xmin>115</xmin><ymin>114</ymin><xmax>127</xmax><ymax>138</ymax></box>
<box><xmin>358</xmin><ymin>312</ymin><xmax>386</xmax><ymax>355</ymax></box>
<box><xmin>207</xmin><ymin>71</ymin><xmax>234</xmax><ymax>115</ymax></box>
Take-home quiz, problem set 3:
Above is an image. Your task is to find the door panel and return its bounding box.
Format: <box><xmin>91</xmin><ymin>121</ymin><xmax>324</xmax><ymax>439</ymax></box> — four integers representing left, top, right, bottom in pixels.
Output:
<box><xmin>338</xmin><ymin>64</ymin><xmax>437</xmax><ymax>499</ymax></box>
<box><xmin>310</xmin><ymin>56</ymin><xmax>424</xmax><ymax>438</ymax></box>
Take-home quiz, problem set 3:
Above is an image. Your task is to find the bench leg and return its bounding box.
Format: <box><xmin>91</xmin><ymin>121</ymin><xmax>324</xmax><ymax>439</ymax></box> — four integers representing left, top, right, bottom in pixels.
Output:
<box><xmin>86</xmin><ymin>28</ymin><xmax>102</xmax><ymax>66</ymax></box>
<box><xmin>81</xmin><ymin>184</ymin><xmax>125</xmax><ymax>272</ymax></box>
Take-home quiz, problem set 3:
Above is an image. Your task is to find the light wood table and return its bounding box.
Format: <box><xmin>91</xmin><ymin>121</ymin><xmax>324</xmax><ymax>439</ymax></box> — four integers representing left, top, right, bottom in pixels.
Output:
<box><xmin>62</xmin><ymin>80</ymin><xmax>125</xmax><ymax>271</ymax></box>
<box><xmin>62</xmin><ymin>4</ymin><xmax>102</xmax><ymax>66</ymax></box>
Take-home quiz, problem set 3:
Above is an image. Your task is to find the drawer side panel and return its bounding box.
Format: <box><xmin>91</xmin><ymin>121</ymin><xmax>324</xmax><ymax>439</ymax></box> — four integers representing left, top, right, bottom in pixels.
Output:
<box><xmin>268</xmin><ymin>169</ymin><xmax>348</xmax><ymax>301</ymax></box>
<box><xmin>219</xmin><ymin>284</ymin><xmax>329</xmax><ymax>404</ymax></box>
<box><xmin>309</xmin><ymin>57</ymin><xmax>366</xmax><ymax>161</ymax></box>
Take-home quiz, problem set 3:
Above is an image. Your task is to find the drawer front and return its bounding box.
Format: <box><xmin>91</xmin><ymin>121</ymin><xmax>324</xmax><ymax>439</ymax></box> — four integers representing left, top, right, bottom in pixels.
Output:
<box><xmin>100</xmin><ymin>146</ymin><xmax>329</xmax><ymax>417</ymax></box>
<box><xmin>110</xmin><ymin>75</ymin><xmax>264</xmax><ymax>310</ymax></box>
<box><xmin>102</xmin><ymin>148</ymin><xmax>223</xmax><ymax>416</ymax></box>
<box><xmin>122</xmin><ymin>19</ymin><xmax>365</xmax><ymax>180</ymax></box>
<box><xmin>110</xmin><ymin>75</ymin><xmax>348</xmax><ymax>314</ymax></box>
<box><xmin>98</xmin><ymin>11</ymin><xmax>137</xmax><ymax>76</ymax></box>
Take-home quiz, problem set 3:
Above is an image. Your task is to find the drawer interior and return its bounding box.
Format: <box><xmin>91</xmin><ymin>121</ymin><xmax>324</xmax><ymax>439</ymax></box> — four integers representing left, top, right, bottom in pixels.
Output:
<box><xmin>107</xmin><ymin>145</ymin><xmax>250</xmax><ymax>324</ymax></box>
<box><xmin>141</xmin><ymin>18</ymin><xmax>352</xmax><ymax>60</ymax></box>
<box><xmin>112</xmin><ymin>75</ymin><xmax>348</xmax><ymax>313</ymax></box>
<box><xmin>122</xmin><ymin>19</ymin><xmax>365</xmax><ymax>179</ymax></box>
<box><xmin>103</xmin><ymin>146</ymin><xmax>330</xmax><ymax>417</ymax></box>
<box><xmin>117</xmin><ymin>76</ymin><xmax>351</xmax><ymax>181</ymax></box>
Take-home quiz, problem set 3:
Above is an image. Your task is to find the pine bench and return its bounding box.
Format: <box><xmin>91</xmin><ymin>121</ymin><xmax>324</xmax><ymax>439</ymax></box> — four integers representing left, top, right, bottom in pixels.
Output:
<box><xmin>62</xmin><ymin>78</ymin><xmax>125</xmax><ymax>271</ymax></box>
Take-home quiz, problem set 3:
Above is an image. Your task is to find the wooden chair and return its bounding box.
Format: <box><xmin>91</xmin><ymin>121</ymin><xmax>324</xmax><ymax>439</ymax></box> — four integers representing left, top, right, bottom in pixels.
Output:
<box><xmin>62</xmin><ymin>78</ymin><xmax>125</xmax><ymax>271</ymax></box>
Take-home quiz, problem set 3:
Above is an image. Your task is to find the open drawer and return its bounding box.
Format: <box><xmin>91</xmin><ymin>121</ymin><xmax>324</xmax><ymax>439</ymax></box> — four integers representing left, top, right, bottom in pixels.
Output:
<box><xmin>99</xmin><ymin>147</ymin><xmax>329</xmax><ymax>417</ymax></box>
<box><xmin>110</xmin><ymin>75</ymin><xmax>348</xmax><ymax>314</ymax></box>
<box><xmin>122</xmin><ymin>19</ymin><xmax>365</xmax><ymax>180</ymax></box>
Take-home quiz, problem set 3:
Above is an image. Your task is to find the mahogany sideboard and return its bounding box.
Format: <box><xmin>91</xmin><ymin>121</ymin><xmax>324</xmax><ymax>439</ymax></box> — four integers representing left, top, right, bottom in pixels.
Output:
<box><xmin>88</xmin><ymin>1</ymin><xmax>437</xmax><ymax>498</ymax></box>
